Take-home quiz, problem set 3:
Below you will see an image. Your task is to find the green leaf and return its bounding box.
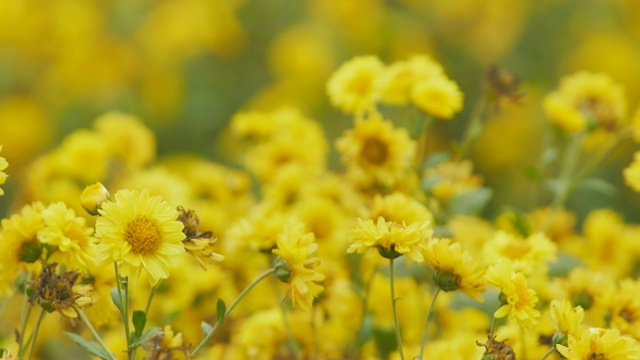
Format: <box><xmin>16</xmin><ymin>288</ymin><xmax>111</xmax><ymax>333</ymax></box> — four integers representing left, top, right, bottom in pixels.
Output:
<box><xmin>522</xmin><ymin>164</ymin><xmax>541</xmax><ymax>181</ymax></box>
<box><xmin>423</xmin><ymin>151</ymin><xmax>450</xmax><ymax>169</ymax></box>
<box><xmin>449</xmin><ymin>188</ymin><xmax>493</xmax><ymax>215</ymax></box>
<box><xmin>132</xmin><ymin>310</ymin><xmax>146</xmax><ymax>339</ymax></box>
<box><xmin>131</xmin><ymin>327</ymin><xmax>162</xmax><ymax>348</ymax></box>
<box><xmin>201</xmin><ymin>321</ymin><xmax>213</xmax><ymax>336</ymax></box>
<box><xmin>216</xmin><ymin>299</ymin><xmax>226</xmax><ymax>323</ymax></box>
<box><xmin>110</xmin><ymin>288</ymin><xmax>123</xmax><ymax>312</ymax></box>
<box><xmin>577</xmin><ymin>178</ymin><xmax>617</xmax><ymax>196</ymax></box>
<box><xmin>65</xmin><ymin>332</ymin><xmax>113</xmax><ymax>360</ymax></box>
<box><xmin>541</xmin><ymin>147</ymin><xmax>558</xmax><ymax>166</ymax></box>
<box><xmin>354</xmin><ymin>314</ymin><xmax>374</xmax><ymax>349</ymax></box>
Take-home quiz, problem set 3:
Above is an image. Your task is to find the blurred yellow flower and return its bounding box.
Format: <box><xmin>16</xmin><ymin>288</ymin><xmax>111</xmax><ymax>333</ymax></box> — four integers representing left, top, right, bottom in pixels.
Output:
<box><xmin>543</xmin><ymin>71</ymin><xmax>627</xmax><ymax>134</ymax></box>
<box><xmin>0</xmin><ymin>145</ymin><xmax>7</xmax><ymax>196</ymax></box>
<box><xmin>377</xmin><ymin>55</ymin><xmax>444</xmax><ymax>106</ymax></box>
<box><xmin>411</xmin><ymin>74</ymin><xmax>463</xmax><ymax>119</ymax></box>
<box><xmin>347</xmin><ymin>216</ymin><xmax>432</xmax><ymax>262</ymax></box>
<box><xmin>423</xmin><ymin>237</ymin><xmax>486</xmax><ymax>301</ymax></box>
<box><xmin>93</xmin><ymin>111</ymin><xmax>156</xmax><ymax>169</ymax></box>
<box><xmin>556</xmin><ymin>328</ymin><xmax>640</xmax><ymax>360</ymax></box>
<box><xmin>623</xmin><ymin>151</ymin><xmax>640</xmax><ymax>192</ymax></box>
<box><xmin>272</xmin><ymin>220</ymin><xmax>325</xmax><ymax>311</ymax></box>
<box><xmin>327</xmin><ymin>55</ymin><xmax>384</xmax><ymax>115</ymax></box>
<box><xmin>95</xmin><ymin>189</ymin><xmax>186</xmax><ymax>285</ymax></box>
<box><xmin>549</xmin><ymin>299</ymin><xmax>584</xmax><ymax>337</ymax></box>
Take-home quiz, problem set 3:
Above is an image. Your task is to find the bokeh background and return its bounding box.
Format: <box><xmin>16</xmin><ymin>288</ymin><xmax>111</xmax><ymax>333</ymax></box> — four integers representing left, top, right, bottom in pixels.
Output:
<box><xmin>1</xmin><ymin>0</ymin><xmax>640</xmax><ymax>221</ymax></box>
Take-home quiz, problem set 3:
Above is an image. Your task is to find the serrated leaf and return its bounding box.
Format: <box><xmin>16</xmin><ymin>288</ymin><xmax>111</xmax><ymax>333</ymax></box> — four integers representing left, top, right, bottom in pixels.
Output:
<box><xmin>132</xmin><ymin>310</ymin><xmax>146</xmax><ymax>339</ymax></box>
<box><xmin>131</xmin><ymin>327</ymin><xmax>162</xmax><ymax>348</ymax></box>
<box><xmin>449</xmin><ymin>188</ymin><xmax>493</xmax><ymax>215</ymax></box>
<box><xmin>201</xmin><ymin>321</ymin><xmax>213</xmax><ymax>336</ymax></box>
<box><xmin>216</xmin><ymin>299</ymin><xmax>226</xmax><ymax>323</ymax></box>
<box><xmin>65</xmin><ymin>332</ymin><xmax>113</xmax><ymax>360</ymax></box>
<box><xmin>423</xmin><ymin>151</ymin><xmax>450</xmax><ymax>169</ymax></box>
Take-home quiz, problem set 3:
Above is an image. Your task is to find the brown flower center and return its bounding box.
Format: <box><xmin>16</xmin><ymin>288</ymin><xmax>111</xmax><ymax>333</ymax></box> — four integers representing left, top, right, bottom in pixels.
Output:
<box><xmin>361</xmin><ymin>137</ymin><xmax>388</xmax><ymax>165</ymax></box>
<box><xmin>124</xmin><ymin>217</ymin><xmax>162</xmax><ymax>255</ymax></box>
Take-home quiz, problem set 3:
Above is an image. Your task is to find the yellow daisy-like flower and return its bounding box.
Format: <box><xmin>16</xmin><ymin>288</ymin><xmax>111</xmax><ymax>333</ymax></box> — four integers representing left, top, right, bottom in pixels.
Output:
<box><xmin>336</xmin><ymin>112</ymin><xmax>416</xmax><ymax>187</ymax></box>
<box><xmin>38</xmin><ymin>202</ymin><xmax>96</xmax><ymax>270</ymax></box>
<box><xmin>556</xmin><ymin>328</ymin><xmax>640</xmax><ymax>360</ymax></box>
<box><xmin>549</xmin><ymin>299</ymin><xmax>584</xmax><ymax>337</ymax></box>
<box><xmin>624</xmin><ymin>151</ymin><xmax>640</xmax><ymax>192</ymax></box>
<box><xmin>543</xmin><ymin>71</ymin><xmax>627</xmax><ymax>134</ymax></box>
<box><xmin>422</xmin><ymin>237</ymin><xmax>487</xmax><ymax>301</ymax></box>
<box><xmin>0</xmin><ymin>145</ymin><xmax>8</xmax><ymax>196</ymax></box>
<box><xmin>347</xmin><ymin>216</ymin><xmax>432</xmax><ymax>262</ymax></box>
<box><xmin>377</xmin><ymin>55</ymin><xmax>444</xmax><ymax>106</ymax></box>
<box><xmin>272</xmin><ymin>220</ymin><xmax>325</xmax><ymax>311</ymax></box>
<box><xmin>485</xmin><ymin>262</ymin><xmax>540</xmax><ymax>328</ymax></box>
<box><xmin>411</xmin><ymin>74</ymin><xmax>464</xmax><ymax>120</ymax></box>
<box><xmin>327</xmin><ymin>55</ymin><xmax>385</xmax><ymax>115</ymax></box>
<box><xmin>95</xmin><ymin>189</ymin><xmax>186</xmax><ymax>285</ymax></box>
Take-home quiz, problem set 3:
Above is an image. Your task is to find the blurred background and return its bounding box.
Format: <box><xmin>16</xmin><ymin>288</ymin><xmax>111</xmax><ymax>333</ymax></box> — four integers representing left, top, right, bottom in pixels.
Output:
<box><xmin>1</xmin><ymin>0</ymin><xmax>640</xmax><ymax>222</ymax></box>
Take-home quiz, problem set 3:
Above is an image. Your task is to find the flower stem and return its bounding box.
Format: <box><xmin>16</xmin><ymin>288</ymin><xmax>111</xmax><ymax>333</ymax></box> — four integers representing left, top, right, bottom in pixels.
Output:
<box><xmin>539</xmin><ymin>347</ymin><xmax>556</xmax><ymax>360</ymax></box>
<box><xmin>191</xmin><ymin>267</ymin><xmax>276</xmax><ymax>356</ymax></box>
<box><xmin>17</xmin><ymin>271</ymin><xmax>33</xmax><ymax>358</ymax></box>
<box><xmin>0</xmin><ymin>290</ymin><xmax>17</xmax><ymax>319</ymax></box>
<box><xmin>458</xmin><ymin>94</ymin><xmax>488</xmax><ymax>160</ymax></box>
<box><xmin>113</xmin><ymin>263</ymin><xmax>132</xmax><ymax>357</ymax></box>
<box><xmin>144</xmin><ymin>281</ymin><xmax>160</xmax><ymax>315</ymax></box>
<box><xmin>389</xmin><ymin>258</ymin><xmax>405</xmax><ymax>360</ymax></box>
<box><xmin>417</xmin><ymin>287</ymin><xmax>441</xmax><ymax>360</ymax></box>
<box><xmin>76</xmin><ymin>307</ymin><xmax>117</xmax><ymax>360</ymax></box>
<box><xmin>27</xmin><ymin>308</ymin><xmax>46</xmax><ymax>360</ymax></box>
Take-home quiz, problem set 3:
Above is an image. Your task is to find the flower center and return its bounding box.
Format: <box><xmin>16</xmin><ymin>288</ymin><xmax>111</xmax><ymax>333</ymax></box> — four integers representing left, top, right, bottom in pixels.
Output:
<box><xmin>124</xmin><ymin>217</ymin><xmax>162</xmax><ymax>255</ymax></box>
<box><xmin>361</xmin><ymin>137</ymin><xmax>388</xmax><ymax>165</ymax></box>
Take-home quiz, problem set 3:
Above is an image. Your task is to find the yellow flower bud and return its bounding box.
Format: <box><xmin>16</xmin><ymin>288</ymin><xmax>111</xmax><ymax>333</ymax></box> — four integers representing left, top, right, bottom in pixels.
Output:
<box><xmin>80</xmin><ymin>182</ymin><xmax>110</xmax><ymax>215</ymax></box>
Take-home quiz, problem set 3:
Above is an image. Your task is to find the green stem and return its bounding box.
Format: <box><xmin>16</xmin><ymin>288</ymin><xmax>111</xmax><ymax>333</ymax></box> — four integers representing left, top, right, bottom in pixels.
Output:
<box><xmin>27</xmin><ymin>308</ymin><xmax>46</xmax><ymax>360</ymax></box>
<box><xmin>572</xmin><ymin>129</ymin><xmax>631</xmax><ymax>183</ymax></box>
<box><xmin>191</xmin><ymin>267</ymin><xmax>276</xmax><ymax>356</ymax></box>
<box><xmin>0</xmin><ymin>290</ymin><xmax>17</xmax><ymax>319</ymax></box>
<box><xmin>76</xmin><ymin>307</ymin><xmax>117</xmax><ymax>360</ymax></box>
<box><xmin>489</xmin><ymin>316</ymin><xmax>498</xmax><ymax>338</ymax></box>
<box><xmin>539</xmin><ymin>347</ymin><xmax>556</xmax><ymax>360</ymax></box>
<box><xmin>144</xmin><ymin>282</ymin><xmax>160</xmax><ymax>316</ymax></box>
<box><xmin>280</xmin><ymin>301</ymin><xmax>302</xmax><ymax>360</ymax></box>
<box><xmin>17</xmin><ymin>271</ymin><xmax>33</xmax><ymax>358</ymax></box>
<box><xmin>417</xmin><ymin>288</ymin><xmax>441</xmax><ymax>360</ymax></box>
<box><xmin>113</xmin><ymin>263</ymin><xmax>132</xmax><ymax>357</ymax></box>
<box><xmin>458</xmin><ymin>94</ymin><xmax>488</xmax><ymax>160</ymax></box>
<box><xmin>389</xmin><ymin>258</ymin><xmax>404</xmax><ymax>360</ymax></box>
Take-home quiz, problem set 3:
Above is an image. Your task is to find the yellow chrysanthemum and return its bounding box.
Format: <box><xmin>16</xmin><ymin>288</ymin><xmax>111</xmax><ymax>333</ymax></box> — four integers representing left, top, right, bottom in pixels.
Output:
<box><xmin>423</xmin><ymin>160</ymin><xmax>483</xmax><ymax>202</ymax></box>
<box><xmin>95</xmin><ymin>189</ymin><xmax>186</xmax><ymax>285</ymax></box>
<box><xmin>549</xmin><ymin>299</ymin><xmax>584</xmax><ymax>337</ymax></box>
<box><xmin>38</xmin><ymin>202</ymin><xmax>96</xmax><ymax>270</ymax></box>
<box><xmin>0</xmin><ymin>202</ymin><xmax>46</xmax><ymax>268</ymax></box>
<box><xmin>347</xmin><ymin>216</ymin><xmax>432</xmax><ymax>262</ymax></box>
<box><xmin>370</xmin><ymin>192</ymin><xmax>433</xmax><ymax>225</ymax></box>
<box><xmin>377</xmin><ymin>55</ymin><xmax>444</xmax><ymax>106</ymax></box>
<box><xmin>411</xmin><ymin>74</ymin><xmax>464</xmax><ymax>120</ymax></box>
<box><xmin>485</xmin><ymin>262</ymin><xmax>540</xmax><ymax>328</ymax></box>
<box><xmin>483</xmin><ymin>230</ymin><xmax>556</xmax><ymax>276</ymax></box>
<box><xmin>272</xmin><ymin>220</ymin><xmax>325</xmax><ymax>311</ymax></box>
<box><xmin>336</xmin><ymin>112</ymin><xmax>416</xmax><ymax>187</ymax></box>
<box><xmin>327</xmin><ymin>55</ymin><xmax>384</xmax><ymax>114</ymax></box>
<box><xmin>422</xmin><ymin>237</ymin><xmax>487</xmax><ymax>301</ymax></box>
<box><xmin>0</xmin><ymin>145</ymin><xmax>8</xmax><ymax>196</ymax></box>
<box><xmin>556</xmin><ymin>328</ymin><xmax>640</xmax><ymax>360</ymax></box>
<box><xmin>93</xmin><ymin>111</ymin><xmax>156</xmax><ymax>168</ymax></box>
<box><xmin>624</xmin><ymin>151</ymin><xmax>640</xmax><ymax>192</ymax></box>
<box><xmin>543</xmin><ymin>71</ymin><xmax>627</xmax><ymax>134</ymax></box>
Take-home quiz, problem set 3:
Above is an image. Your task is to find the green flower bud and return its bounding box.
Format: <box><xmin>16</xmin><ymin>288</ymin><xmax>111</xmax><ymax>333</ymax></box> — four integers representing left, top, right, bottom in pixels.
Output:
<box><xmin>377</xmin><ymin>245</ymin><xmax>402</xmax><ymax>260</ymax></box>
<box><xmin>274</xmin><ymin>256</ymin><xmax>291</xmax><ymax>283</ymax></box>
<box><xmin>433</xmin><ymin>268</ymin><xmax>460</xmax><ymax>292</ymax></box>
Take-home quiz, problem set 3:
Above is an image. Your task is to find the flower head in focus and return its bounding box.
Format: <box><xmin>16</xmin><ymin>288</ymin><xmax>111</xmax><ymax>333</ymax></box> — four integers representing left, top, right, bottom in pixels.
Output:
<box><xmin>556</xmin><ymin>327</ymin><xmax>640</xmax><ymax>360</ymax></box>
<box><xmin>95</xmin><ymin>189</ymin><xmax>186</xmax><ymax>285</ymax></box>
<box><xmin>486</xmin><ymin>261</ymin><xmax>540</xmax><ymax>328</ymax></box>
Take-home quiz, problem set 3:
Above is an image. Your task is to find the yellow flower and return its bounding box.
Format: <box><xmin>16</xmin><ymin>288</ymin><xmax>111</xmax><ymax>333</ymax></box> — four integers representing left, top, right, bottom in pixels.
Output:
<box><xmin>624</xmin><ymin>151</ymin><xmax>640</xmax><ymax>192</ymax></box>
<box><xmin>602</xmin><ymin>279</ymin><xmax>640</xmax><ymax>339</ymax></box>
<box><xmin>411</xmin><ymin>74</ymin><xmax>464</xmax><ymax>119</ymax></box>
<box><xmin>80</xmin><ymin>182</ymin><xmax>111</xmax><ymax>216</ymax></box>
<box><xmin>336</xmin><ymin>112</ymin><xmax>416</xmax><ymax>187</ymax></box>
<box><xmin>347</xmin><ymin>216</ymin><xmax>432</xmax><ymax>262</ymax></box>
<box><xmin>483</xmin><ymin>230</ymin><xmax>556</xmax><ymax>276</ymax></box>
<box><xmin>422</xmin><ymin>237</ymin><xmax>487</xmax><ymax>301</ymax></box>
<box><xmin>327</xmin><ymin>55</ymin><xmax>384</xmax><ymax>114</ymax></box>
<box><xmin>543</xmin><ymin>71</ymin><xmax>627</xmax><ymax>134</ymax></box>
<box><xmin>0</xmin><ymin>202</ymin><xmax>46</xmax><ymax>268</ymax></box>
<box><xmin>423</xmin><ymin>160</ymin><xmax>483</xmax><ymax>202</ymax></box>
<box><xmin>370</xmin><ymin>192</ymin><xmax>433</xmax><ymax>225</ymax></box>
<box><xmin>556</xmin><ymin>328</ymin><xmax>640</xmax><ymax>360</ymax></box>
<box><xmin>0</xmin><ymin>145</ymin><xmax>8</xmax><ymax>196</ymax></box>
<box><xmin>93</xmin><ymin>111</ymin><xmax>156</xmax><ymax>168</ymax></box>
<box><xmin>38</xmin><ymin>202</ymin><xmax>96</xmax><ymax>270</ymax></box>
<box><xmin>486</xmin><ymin>262</ymin><xmax>540</xmax><ymax>328</ymax></box>
<box><xmin>95</xmin><ymin>189</ymin><xmax>186</xmax><ymax>285</ymax></box>
<box><xmin>272</xmin><ymin>220</ymin><xmax>325</xmax><ymax>311</ymax></box>
<box><xmin>549</xmin><ymin>299</ymin><xmax>584</xmax><ymax>337</ymax></box>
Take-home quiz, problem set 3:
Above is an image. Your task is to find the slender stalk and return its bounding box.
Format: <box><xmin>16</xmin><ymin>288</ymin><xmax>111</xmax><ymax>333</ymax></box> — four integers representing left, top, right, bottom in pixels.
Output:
<box><xmin>488</xmin><ymin>316</ymin><xmax>498</xmax><ymax>338</ymax></box>
<box><xmin>76</xmin><ymin>307</ymin><xmax>117</xmax><ymax>360</ymax></box>
<box><xmin>144</xmin><ymin>282</ymin><xmax>160</xmax><ymax>315</ymax></box>
<box><xmin>458</xmin><ymin>94</ymin><xmax>488</xmax><ymax>160</ymax></box>
<box><xmin>192</xmin><ymin>267</ymin><xmax>276</xmax><ymax>356</ymax></box>
<box><xmin>389</xmin><ymin>258</ymin><xmax>404</xmax><ymax>360</ymax></box>
<box><xmin>113</xmin><ymin>263</ymin><xmax>132</xmax><ymax>357</ymax></box>
<box><xmin>27</xmin><ymin>308</ymin><xmax>46</xmax><ymax>360</ymax></box>
<box><xmin>17</xmin><ymin>272</ymin><xmax>34</xmax><ymax>358</ymax></box>
<box><xmin>539</xmin><ymin>347</ymin><xmax>556</xmax><ymax>360</ymax></box>
<box><xmin>417</xmin><ymin>288</ymin><xmax>441</xmax><ymax>360</ymax></box>
<box><xmin>520</xmin><ymin>326</ymin><xmax>527</xmax><ymax>360</ymax></box>
<box><xmin>280</xmin><ymin>301</ymin><xmax>302</xmax><ymax>360</ymax></box>
<box><xmin>0</xmin><ymin>290</ymin><xmax>17</xmax><ymax>319</ymax></box>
